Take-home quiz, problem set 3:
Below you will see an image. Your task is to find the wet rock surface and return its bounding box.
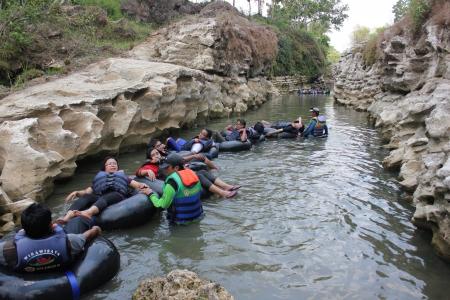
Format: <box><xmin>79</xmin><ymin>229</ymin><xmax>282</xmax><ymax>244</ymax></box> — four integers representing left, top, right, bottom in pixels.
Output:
<box><xmin>333</xmin><ymin>23</ymin><xmax>450</xmax><ymax>261</ymax></box>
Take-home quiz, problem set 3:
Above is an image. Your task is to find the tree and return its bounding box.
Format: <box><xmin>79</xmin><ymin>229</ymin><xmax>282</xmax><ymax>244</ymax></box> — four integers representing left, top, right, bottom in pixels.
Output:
<box><xmin>392</xmin><ymin>0</ymin><xmax>410</xmax><ymax>22</ymax></box>
<box><xmin>275</xmin><ymin>0</ymin><xmax>349</xmax><ymax>31</ymax></box>
<box><xmin>350</xmin><ymin>24</ymin><xmax>370</xmax><ymax>46</ymax></box>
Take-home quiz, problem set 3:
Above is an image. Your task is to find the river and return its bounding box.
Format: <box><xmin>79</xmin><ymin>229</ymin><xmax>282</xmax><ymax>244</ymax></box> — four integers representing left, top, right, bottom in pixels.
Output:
<box><xmin>46</xmin><ymin>93</ymin><xmax>450</xmax><ymax>299</ymax></box>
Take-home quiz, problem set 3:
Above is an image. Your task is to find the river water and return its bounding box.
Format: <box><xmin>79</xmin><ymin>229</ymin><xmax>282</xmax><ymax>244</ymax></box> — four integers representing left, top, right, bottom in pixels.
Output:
<box><xmin>46</xmin><ymin>93</ymin><xmax>450</xmax><ymax>299</ymax></box>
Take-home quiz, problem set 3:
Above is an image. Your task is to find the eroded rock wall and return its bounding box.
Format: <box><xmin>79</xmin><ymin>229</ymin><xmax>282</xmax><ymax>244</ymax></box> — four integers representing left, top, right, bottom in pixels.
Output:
<box><xmin>0</xmin><ymin>59</ymin><xmax>276</xmax><ymax>204</ymax></box>
<box><xmin>0</xmin><ymin>3</ymin><xmax>279</xmax><ymax>225</ymax></box>
<box><xmin>333</xmin><ymin>24</ymin><xmax>450</xmax><ymax>260</ymax></box>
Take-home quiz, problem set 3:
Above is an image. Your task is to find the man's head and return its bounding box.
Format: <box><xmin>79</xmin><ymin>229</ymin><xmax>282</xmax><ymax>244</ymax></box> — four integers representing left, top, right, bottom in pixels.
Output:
<box><xmin>254</xmin><ymin>122</ymin><xmax>264</xmax><ymax>134</ymax></box>
<box><xmin>198</xmin><ymin>128</ymin><xmax>212</xmax><ymax>140</ymax></box>
<box><xmin>21</xmin><ymin>203</ymin><xmax>52</xmax><ymax>239</ymax></box>
<box><xmin>159</xmin><ymin>153</ymin><xmax>185</xmax><ymax>176</ymax></box>
<box><xmin>310</xmin><ymin>107</ymin><xmax>320</xmax><ymax>116</ymax></box>
<box><xmin>236</xmin><ymin>119</ymin><xmax>246</xmax><ymax>128</ymax></box>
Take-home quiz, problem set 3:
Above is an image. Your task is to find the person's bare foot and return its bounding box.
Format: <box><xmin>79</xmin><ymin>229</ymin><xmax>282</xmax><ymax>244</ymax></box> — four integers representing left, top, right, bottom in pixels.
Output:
<box><xmin>56</xmin><ymin>217</ymin><xmax>69</xmax><ymax>225</ymax></box>
<box><xmin>73</xmin><ymin>210</ymin><xmax>93</xmax><ymax>221</ymax></box>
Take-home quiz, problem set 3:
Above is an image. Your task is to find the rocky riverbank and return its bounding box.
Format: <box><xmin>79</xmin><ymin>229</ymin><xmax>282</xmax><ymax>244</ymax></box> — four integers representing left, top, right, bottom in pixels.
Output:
<box><xmin>333</xmin><ymin>19</ymin><xmax>450</xmax><ymax>261</ymax></box>
<box><xmin>0</xmin><ymin>2</ymin><xmax>278</xmax><ymax>231</ymax></box>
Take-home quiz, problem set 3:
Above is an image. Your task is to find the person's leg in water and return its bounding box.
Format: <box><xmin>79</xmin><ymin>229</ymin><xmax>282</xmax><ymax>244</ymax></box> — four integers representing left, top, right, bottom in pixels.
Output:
<box><xmin>57</xmin><ymin>194</ymin><xmax>99</xmax><ymax>225</ymax></box>
<box><xmin>196</xmin><ymin>170</ymin><xmax>239</xmax><ymax>197</ymax></box>
<box><xmin>211</xmin><ymin>130</ymin><xmax>226</xmax><ymax>143</ymax></box>
<box><xmin>73</xmin><ymin>193</ymin><xmax>123</xmax><ymax>221</ymax></box>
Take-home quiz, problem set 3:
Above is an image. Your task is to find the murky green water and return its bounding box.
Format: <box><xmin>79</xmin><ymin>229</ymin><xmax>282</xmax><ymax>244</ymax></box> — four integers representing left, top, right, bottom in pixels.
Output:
<box><xmin>45</xmin><ymin>94</ymin><xmax>450</xmax><ymax>299</ymax></box>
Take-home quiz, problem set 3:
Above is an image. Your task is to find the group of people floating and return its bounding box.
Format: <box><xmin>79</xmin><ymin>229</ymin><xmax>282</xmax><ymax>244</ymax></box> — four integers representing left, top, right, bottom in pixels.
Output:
<box><xmin>298</xmin><ymin>87</ymin><xmax>331</xmax><ymax>95</ymax></box>
<box><xmin>0</xmin><ymin>106</ymin><xmax>328</xmax><ymax>274</ymax></box>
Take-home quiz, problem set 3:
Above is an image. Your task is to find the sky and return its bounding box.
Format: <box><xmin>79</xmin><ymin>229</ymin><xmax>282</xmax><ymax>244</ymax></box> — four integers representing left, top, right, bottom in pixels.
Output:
<box><xmin>213</xmin><ymin>0</ymin><xmax>397</xmax><ymax>53</ymax></box>
<box><xmin>328</xmin><ymin>0</ymin><xmax>397</xmax><ymax>52</ymax></box>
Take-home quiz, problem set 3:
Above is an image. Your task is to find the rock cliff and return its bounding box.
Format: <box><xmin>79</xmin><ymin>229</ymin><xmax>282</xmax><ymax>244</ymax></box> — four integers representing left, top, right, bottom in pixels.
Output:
<box><xmin>333</xmin><ymin>19</ymin><xmax>450</xmax><ymax>260</ymax></box>
<box><xmin>0</xmin><ymin>2</ymin><xmax>278</xmax><ymax>229</ymax></box>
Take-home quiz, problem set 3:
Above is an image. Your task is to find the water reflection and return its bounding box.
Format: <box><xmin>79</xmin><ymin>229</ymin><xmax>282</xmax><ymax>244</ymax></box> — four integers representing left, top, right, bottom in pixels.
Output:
<box><xmin>44</xmin><ymin>94</ymin><xmax>450</xmax><ymax>299</ymax></box>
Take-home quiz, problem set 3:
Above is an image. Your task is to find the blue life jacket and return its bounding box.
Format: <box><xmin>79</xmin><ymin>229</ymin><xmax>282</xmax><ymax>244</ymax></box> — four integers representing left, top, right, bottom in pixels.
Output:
<box><xmin>226</xmin><ymin>127</ymin><xmax>250</xmax><ymax>141</ymax></box>
<box><xmin>13</xmin><ymin>225</ymin><xmax>73</xmax><ymax>273</ymax></box>
<box><xmin>165</xmin><ymin>170</ymin><xmax>202</xmax><ymax>225</ymax></box>
<box><xmin>312</xmin><ymin>116</ymin><xmax>327</xmax><ymax>137</ymax></box>
<box><xmin>181</xmin><ymin>136</ymin><xmax>214</xmax><ymax>152</ymax></box>
<box><xmin>247</xmin><ymin>127</ymin><xmax>260</xmax><ymax>138</ymax></box>
<box><xmin>92</xmin><ymin>171</ymin><xmax>129</xmax><ymax>196</ymax></box>
<box><xmin>274</xmin><ymin>121</ymin><xmax>294</xmax><ymax>129</ymax></box>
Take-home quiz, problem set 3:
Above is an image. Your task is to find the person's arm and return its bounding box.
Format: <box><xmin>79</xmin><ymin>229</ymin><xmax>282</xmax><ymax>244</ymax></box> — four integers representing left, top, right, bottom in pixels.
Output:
<box><xmin>140</xmin><ymin>180</ymin><xmax>177</xmax><ymax>209</ymax></box>
<box><xmin>136</xmin><ymin>166</ymin><xmax>157</xmax><ymax>181</ymax></box>
<box><xmin>301</xmin><ymin>120</ymin><xmax>317</xmax><ymax>137</ymax></box>
<box><xmin>82</xmin><ymin>225</ymin><xmax>101</xmax><ymax>241</ymax></box>
<box><xmin>190</xmin><ymin>143</ymin><xmax>203</xmax><ymax>154</ymax></box>
<box><xmin>239</xmin><ymin>129</ymin><xmax>247</xmax><ymax>142</ymax></box>
<box><xmin>0</xmin><ymin>240</ymin><xmax>15</xmax><ymax>266</ymax></box>
<box><xmin>66</xmin><ymin>187</ymin><xmax>93</xmax><ymax>201</ymax></box>
<box><xmin>129</xmin><ymin>180</ymin><xmax>149</xmax><ymax>189</ymax></box>
<box><xmin>266</xmin><ymin>128</ymin><xmax>283</xmax><ymax>136</ymax></box>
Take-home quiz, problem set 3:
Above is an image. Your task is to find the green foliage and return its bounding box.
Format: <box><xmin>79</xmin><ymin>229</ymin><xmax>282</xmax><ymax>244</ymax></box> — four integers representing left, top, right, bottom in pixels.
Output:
<box><xmin>392</xmin><ymin>0</ymin><xmax>431</xmax><ymax>32</ymax></box>
<box><xmin>251</xmin><ymin>7</ymin><xmax>329</xmax><ymax>80</ymax></box>
<box><xmin>73</xmin><ymin>0</ymin><xmax>124</xmax><ymax>20</ymax></box>
<box><xmin>273</xmin><ymin>0</ymin><xmax>349</xmax><ymax>31</ymax></box>
<box><xmin>361</xmin><ymin>37</ymin><xmax>378</xmax><ymax>67</ymax></box>
<box><xmin>327</xmin><ymin>46</ymin><xmax>340</xmax><ymax>64</ymax></box>
<box><xmin>392</xmin><ymin>0</ymin><xmax>410</xmax><ymax>22</ymax></box>
<box><xmin>409</xmin><ymin>0</ymin><xmax>430</xmax><ymax>32</ymax></box>
<box><xmin>350</xmin><ymin>24</ymin><xmax>371</xmax><ymax>46</ymax></box>
<box><xmin>0</xmin><ymin>0</ymin><xmax>151</xmax><ymax>88</ymax></box>
<box><xmin>271</xmin><ymin>28</ymin><xmax>326</xmax><ymax>79</ymax></box>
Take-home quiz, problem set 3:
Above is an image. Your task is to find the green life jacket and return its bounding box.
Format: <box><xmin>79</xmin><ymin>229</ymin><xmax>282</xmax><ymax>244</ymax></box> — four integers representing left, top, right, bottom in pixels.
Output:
<box><xmin>165</xmin><ymin>169</ymin><xmax>202</xmax><ymax>225</ymax></box>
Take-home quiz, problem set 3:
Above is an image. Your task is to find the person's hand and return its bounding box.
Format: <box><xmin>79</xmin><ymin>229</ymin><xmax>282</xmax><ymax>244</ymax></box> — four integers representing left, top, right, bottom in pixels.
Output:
<box><xmin>66</xmin><ymin>191</ymin><xmax>78</xmax><ymax>201</ymax></box>
<box><xmin>139</xmin><ymin>187</ymin><xmax>153</xmax><ymax>195</ymax></box>
<box><xmin>145</xmin><ymin>170</ymin><xmax>156</xmax><ymax>181</ymax></box>
<box><xmin>92</xmin><ymin>226</ymin><xmax>102</xmax><ymax>236</ymax></box>
<box><xmin>139</xmin><ymin>183</ymin><xmax>149</xmax><ymax>189</ymax></box>
<box><xmin>194</xmin><ymin>154</ymin><xmax>206</xmax><ymax>161</ymax></box>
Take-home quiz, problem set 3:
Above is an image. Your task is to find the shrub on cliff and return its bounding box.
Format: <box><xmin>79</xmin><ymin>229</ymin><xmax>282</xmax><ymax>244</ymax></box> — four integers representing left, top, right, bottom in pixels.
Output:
<box><xmin>251</xmin><ymin>15</ymin><xmax>326</xmax><ymax>79</ymax></box>
<box><xmin>0</xmin><ymin>1</ymin><xmax>151</xmax><ymax>89</ymax></box>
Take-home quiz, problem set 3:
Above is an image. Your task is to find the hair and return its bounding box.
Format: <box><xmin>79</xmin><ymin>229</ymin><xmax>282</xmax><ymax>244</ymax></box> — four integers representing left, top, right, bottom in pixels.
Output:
<box><xmin>100</xmin><ymin>156</ymin><xmax>119</xmax><ymax>171</ymax></box>
<box><xmin>237</xmin><ymin>118</ymin><xmax>246</xmax><ymax>127</ymax></box>
<box><xmin>21</xmin><ymin>203</ymin><xmax>52</xmax><ymax>238</ymax></box>
<box><xmin>203</xmin><ymin>128</ymin><xmax>212</xmax><ymax>138</ymax></box>
<box><xmin>254</xmin><ymin>122</ymin><xmax>265</xmax><ymax>134</ymax></box>
<box><xmin>146</xmin><ymin>147</ymin><xmax>157</xmax><ymax>159</ymax></box>
<box><xmin>148</xmin><ymin>138</ymin><xmax>160</xmax><ymax>149</ymax></box>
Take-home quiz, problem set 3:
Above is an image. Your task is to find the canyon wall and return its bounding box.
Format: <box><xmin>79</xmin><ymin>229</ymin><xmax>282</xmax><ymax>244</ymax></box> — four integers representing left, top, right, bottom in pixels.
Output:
<box><xmin>333</xmin><ymin>22</ymin><xmax>450</xmax><ymax>260</ymax></box>
<box><xmin>0</xmin><ymin>2</ymin><xmax>278</xmax><ymax>230</ymax></box>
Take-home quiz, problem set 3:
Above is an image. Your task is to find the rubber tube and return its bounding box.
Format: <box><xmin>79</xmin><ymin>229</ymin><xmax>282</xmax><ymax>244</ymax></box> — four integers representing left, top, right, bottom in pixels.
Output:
<box><xmin>0</xmin><ymin>236</ymin><xmax>120</xmax><ymax>300</ymax></box>
<box><xmin>218</xmin><ymin>140</ymin><xmax>252</xmax><ymax>152</ymax></box>
<box><xmin>91</xmin><ymin>193</ymin><xmax>157</xmax><ymax>230</ymax></box>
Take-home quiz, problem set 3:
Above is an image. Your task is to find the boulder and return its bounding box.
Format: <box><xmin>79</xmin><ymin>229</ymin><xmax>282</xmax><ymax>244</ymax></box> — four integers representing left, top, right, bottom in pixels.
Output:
<box><xmin>132</xmin><ymin>269</ymin><xmax>234</xmax><ymax>300</ymax></box>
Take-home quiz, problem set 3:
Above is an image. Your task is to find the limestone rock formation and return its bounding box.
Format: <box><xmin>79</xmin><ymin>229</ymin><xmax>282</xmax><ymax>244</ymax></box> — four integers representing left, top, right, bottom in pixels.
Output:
<box><xmin>132</xmin><ymin>269</ymin><xmax>234</xmax><ymax>300</ymax></box>
<box><xmin>0</xmin><ymin>1</ymin><xmax>278</xmax><ymax>232</ymax></box>
<box><xmin>125</xmin><ymin>2</ymin><xmax>278</xmax><ymax>79</ymax></box>
<box><xmin>333</xmin><ymin>20</ymin><xmax>450</xmax><ymax>261</ymax></box>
